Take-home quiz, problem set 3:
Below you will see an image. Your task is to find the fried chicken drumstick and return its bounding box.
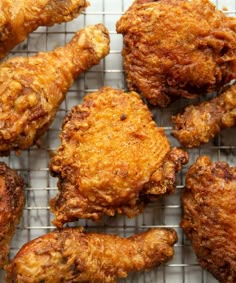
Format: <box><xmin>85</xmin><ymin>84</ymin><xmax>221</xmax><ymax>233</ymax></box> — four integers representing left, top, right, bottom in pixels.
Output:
<box><xmin>0</xmin><ymin>162</ymin><xmax>24</xmax><ymax>269</ymax></box>
<box><xmin>172</xmin><ymin>83</ymin><xmax>236</xmax><ymax>148</ymax></box>
<box><xmin>0</xmin><ymin>24</ymin><xmax>109</xmax><ymax>156</ymax></box>
<box><xmin>116</xmin><ymin>0</ymin><xmax>236</xmax><ymax>107</ymax></box>
<box><xmin>0</xmin><ymin>0</ymin><xmax>89</xmax><ymax>59</ymax></box>
<box><xmin>6</xmin><ymin>227</ymin><xmax>177</xmax><ymax>283</ymax></box>
<box><xmin>50</xmin><ymin>87</ymin><xmax>188</xmax><ymax>227</ymax></box>
<box><xmin>181</xmin><ymin>156</ymin><xmax>236</xmax><ymax>283</ymax></box>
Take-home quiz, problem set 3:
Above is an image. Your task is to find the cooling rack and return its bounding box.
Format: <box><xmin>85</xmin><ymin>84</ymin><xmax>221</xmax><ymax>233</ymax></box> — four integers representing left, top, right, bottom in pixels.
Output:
<box><xmin>0</xmin><ymin>0</ymin><xmax>235</xmax><ymax>282</ymax></box>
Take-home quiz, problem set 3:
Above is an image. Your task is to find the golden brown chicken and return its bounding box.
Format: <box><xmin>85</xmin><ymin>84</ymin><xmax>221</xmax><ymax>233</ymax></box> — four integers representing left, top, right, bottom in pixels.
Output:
<box><xmin>0</xmin><ymin>24</ymin><xmax>109</xmax><ymax>156</ymax></box>
<box><xmin>49</xmin><ymin>87</ymin><xmax>188</xmax><ymax>227</ymax></box>
<box><xmin>172</xmin><ymin>83</ymin><xmax>236</xmax><ymax>148</ymax></box>
<box><xmin>181</xmin><ymin>156</ymin><xmax>236</xmax><ymax>283</ymax></box>
<box><xmin>0</xmin><ymin>0</ymin><xmax>89</xmax><ymax>59</ymax></box>
<box><xmin>116</xmin><ymin>0</ymin><xmax>236</xmax><ymax>107</ymax></box>
<box><xmin>0</xmin><ymin>162</ymin><xmax>24</xmax><ymax>269</ymax></box>
<box><xmin>6</xmin><ymin>227</ymin><xmax>177</xmax><ymax>283</ymax></box>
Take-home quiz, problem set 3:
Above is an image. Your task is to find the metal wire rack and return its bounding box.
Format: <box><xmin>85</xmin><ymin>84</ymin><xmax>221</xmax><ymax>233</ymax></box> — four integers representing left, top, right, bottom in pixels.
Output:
<box><xmin>0</xmin><ymin>0</ymin><xmax>235</xmax><ymax>282</ymax></box>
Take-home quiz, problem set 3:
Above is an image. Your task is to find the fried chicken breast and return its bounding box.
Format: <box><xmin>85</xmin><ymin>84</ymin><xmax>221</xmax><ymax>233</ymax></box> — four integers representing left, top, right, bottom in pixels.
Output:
<box><xmin>6</xmin><ymin>227</ymin><xmax>177</xmax><ymax>283</ymax></box>
<box><xmin>0</xmin><ymin>24</ymin><xmax>109</xmax><ymax>156</ymax></box>
<box><xmin>49</xmin><ymin>87</ymin><xmax>188</xmax><ymax>227</ymax></box>
<box><xmin>0</xmin><ymin>162</ymin><xmax>24</xmax><ymax>269</ymax></box>
<box><xmin>0</xmin><ymin>0</ymin><xmax>89</xmax><ymax>59</ymax></box>
<box><xmin>172</xmin><ymin>83</ymin><xmax>236</xmax><ymax>148</ymax></box>
<box><xmin>116</xmin><ymin>0</ymin><xmax>236</xmax><ymax>107</ymax></box>
<box><xmin>181</xmin><ymin>156</ymin><xmax>236</xmax><ymax>283</ymax></box>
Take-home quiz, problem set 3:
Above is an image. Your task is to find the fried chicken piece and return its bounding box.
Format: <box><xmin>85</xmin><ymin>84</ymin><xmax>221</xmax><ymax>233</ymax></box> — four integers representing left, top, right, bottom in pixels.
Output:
<box><xmin>0</xmin><ymin>24</ymin><xmax>109</xmax><ymax>156</ymax></box>
<box><xmin>181</xmin><ymin>156</ymin><xmax>236</xmax><ymax>283</ymax></box>
<box><xmin>172</xmin><ymin>83</ymin><xmax>236</xmax><ymax>148</ymax></box>
<box><xmin>49</xmin><ymin>87</ymin><xmax>188</xmax><ymax>227</ymax></box>
<box><xmin>6</xmin><ymin>227</ymin><xmax>177</xmax><ymax>283</ymax></box>
<box><xmin>116</xmin><ymin>0</ymin><xmax>236</xmax><ymax>107</ymax></box>
<box><xmin>0</xmin><ymin>0</ymin><xmax>89</xmax><ymax>59</ymax></box>
<box><xmin>0</xmin><ymin>162</ymin><xmax>24</xmax><ymax>269</ymax></box>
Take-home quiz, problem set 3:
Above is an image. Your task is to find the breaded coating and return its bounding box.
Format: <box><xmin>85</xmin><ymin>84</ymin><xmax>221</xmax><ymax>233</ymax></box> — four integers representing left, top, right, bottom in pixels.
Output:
<box><xmin>0</xmin><ymin>24</ymin><xmax>109</xmax><ymax>156</ymax></box>
<box><xmin>181</xmin><ymin>156</ymin><xmax>236</xmax><ymax>283</ymax></box>
<box><xmin>6</xmin><ymin>227</ymin><xmax>177</xmax><ymax>283</ymax></box>
<box><xmin>0</xmin><ymin>0</ymin><xmax>89</xmax><ymax>59</ymax></box>
<box><xmin>0</xmin><ymin>163</ymin><xmax>24</xmax><ymax>269</ymax></box>
<box><xmin>49</xmin><ymin>87</ymin><xmax>188</xmax><ymax>227</ymax></box>
<box><xmin>116</xmin><ymin>0</ymin><xmax>236</xmax><ymax>107</ymax></box>
<box><xmin>172</xmin><ymin>83</ymin><xmax>236</xmax><ymax>148</ymax></box>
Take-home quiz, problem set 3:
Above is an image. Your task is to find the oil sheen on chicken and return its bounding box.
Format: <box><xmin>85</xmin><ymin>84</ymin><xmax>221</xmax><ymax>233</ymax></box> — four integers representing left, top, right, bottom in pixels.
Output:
<box><xmin>181</xmin><ymin>156</ymin><xmax>236</xmax><ymax>283</ymax></box>
<box><xmin>50</xmin><ymin>87</ymin><xmax>188</xmax><ymax>227</ymax></box>
<box><xmin>0</xmin><ymin>0</ymin><xmax>89</xmax><ymax>59</ymax></box>
<box><xmin>6</xmin><ymin>227</ymin><xmax>177</xmax><ymax>282</ymax></box>
<box><xmin>117</xmin><ymin>0</ymin><xmax>236</xmax><ymax>107</ymax></box>
<box><xmin>0</xmin><ymin>24</ymin><xmax>110</xmax><ymax>155</ymax></box>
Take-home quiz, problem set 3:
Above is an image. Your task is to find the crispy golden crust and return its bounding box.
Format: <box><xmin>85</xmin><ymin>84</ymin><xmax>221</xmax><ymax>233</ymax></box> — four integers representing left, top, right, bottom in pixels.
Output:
<box><xmin>144</xmin><ymin>147</ymin><xmax>189</xmax><ymax>196</ymax></box>
<box><xmin>116</xmin><ymin>0</ymin><xmax>236</xmax><ymax>107</ymax></box>
<box><xmin>49</xmin><ymin>87</ymin><xmax>188</xmax><ymax>227</ymax></box>
<box><xmin>6</xmin><ymin>227</ymin><xmax>177</xmax><ymax>283</ymax></box>
<box><xmin>172</xmin><ymin>83</ymin><xmax>236</xmax><ymax>148</ymax></box>
<box><xmin>181</xmin><ymin>157</ymin><xmax>236</xmax><ymax>283</ymax></box>
<box><xmin>0</xmin><ymin>162</ymin><xmax>24</xmax><ymax>269</ymax></box>
<box><xmin>0</xmin><ymin>0</ymin><xmax>89</xmax><ymax>59</ymax></box>
<box><xmin>0</xmin><ymin>24</ymin><xmax>109</xmax><ymax>156</ymax></box>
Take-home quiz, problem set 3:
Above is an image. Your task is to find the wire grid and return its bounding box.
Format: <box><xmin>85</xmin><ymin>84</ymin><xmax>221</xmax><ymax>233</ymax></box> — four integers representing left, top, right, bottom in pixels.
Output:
<box><xmin>0</xmin><ymin>0</ymin><xmax>235</xmax><ymax>282</ymax></box>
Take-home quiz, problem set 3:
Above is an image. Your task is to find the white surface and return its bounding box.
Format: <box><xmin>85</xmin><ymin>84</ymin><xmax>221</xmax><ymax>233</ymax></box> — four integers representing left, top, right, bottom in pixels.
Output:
<box><xmin>1</xmin><ymin>0</ymin><xmax>235</xmax><ymax>282</ymax></box>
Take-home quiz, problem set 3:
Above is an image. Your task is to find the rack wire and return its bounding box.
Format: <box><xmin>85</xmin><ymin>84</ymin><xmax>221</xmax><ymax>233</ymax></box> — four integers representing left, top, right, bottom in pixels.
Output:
<box><xmin>0</xmin><ymin>0</ymin><xmax>235</xmax><ymax>282</ymax></box>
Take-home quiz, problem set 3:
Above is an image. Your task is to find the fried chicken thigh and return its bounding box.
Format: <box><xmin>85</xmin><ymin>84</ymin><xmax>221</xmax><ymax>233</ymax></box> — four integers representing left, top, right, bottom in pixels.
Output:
<box><xmin>0</xmin><ymin>162</ymin><xmax>24</xmax><ymax>269</ymax></box>
<box><xmin>0</xmin><ymin>24</ymin><xmax>109</xmax><ymax>155</ymax></box>
<box><xmin>50</xmin><ymin>87</ymin><xmax>188</xmax><ymax>227</ymax></box>
<box><xmin>0</xmin><ymin>0</ymin><xmax>89</xmax><ymax>59</ymax></box>
<box><xmin>6</xmin><ymin>227</ymin><xmax>177</xmax><ymax>283</ymax></box>
<box><xmin>181</xmin><ymin>156</ymin><xmax>236</xmax><ymax>283</ymax></box>
<box><xmin>116</xmin><ymin>0</ymin><xmax>236</xmax><ymax>107</ymax></box>
<box><xmin>172</xmin><ymin>83</ymin><xmax>236</xmax><ymax>148</ymax></box>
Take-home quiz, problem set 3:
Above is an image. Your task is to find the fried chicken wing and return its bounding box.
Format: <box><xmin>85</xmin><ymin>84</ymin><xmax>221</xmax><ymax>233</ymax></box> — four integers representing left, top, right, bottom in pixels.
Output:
<box><xmin>0</xmin><ymin>24</ymin><xmax>109</xmax><ymax>156</ymax></box>
<box><xmin>116</xmin><ymin>0</ymin><xmax>236</xmax><ymax>107</ymax></box>
<box><xmin>49</xmin><ymin>87</ymin><xmax>188</xmax><ymax>227</ymax></box>
<box><xmin>6</xmin><ymin>227</ymin><xmax>177</xmax><ymax>283</ymax></box>
<box><xmin>0</xmin><ymin>162</ymin><xmax>24</xmax><ymax>269</ymax></box>
<box><xmin>172</xmin><ymin>83</ymin><xmax>236</xmax><ymax>148</ymax></box>
<box><xmin>181</xmin><ymin>156</ymin><xmax>236</xmax><ymax>283</ymax></box>
<box><xmin>0</xmin><ymin>0</ymin><xmax>89</xmax><ymax>59</ymax></box>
